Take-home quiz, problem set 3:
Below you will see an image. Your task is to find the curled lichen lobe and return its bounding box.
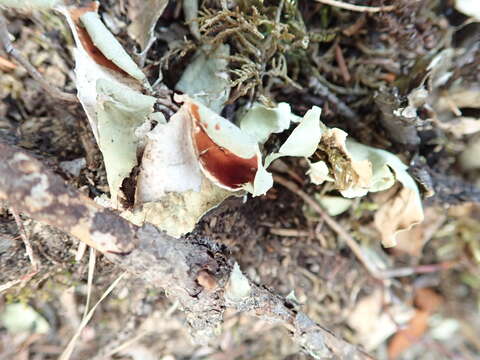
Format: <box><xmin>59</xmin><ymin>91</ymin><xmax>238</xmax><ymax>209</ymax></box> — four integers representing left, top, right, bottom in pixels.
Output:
<box><xmin>189</xmin><ymin>103</ymin><xmax>258</xmax><ymax>190</ymax></box>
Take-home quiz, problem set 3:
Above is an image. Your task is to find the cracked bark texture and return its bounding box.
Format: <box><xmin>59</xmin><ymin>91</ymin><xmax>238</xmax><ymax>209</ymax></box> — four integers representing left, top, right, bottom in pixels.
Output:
<box><xmin>0</xmin><ymin>141</ymin><xmax>371</xmax><ymax>359</ymax></box>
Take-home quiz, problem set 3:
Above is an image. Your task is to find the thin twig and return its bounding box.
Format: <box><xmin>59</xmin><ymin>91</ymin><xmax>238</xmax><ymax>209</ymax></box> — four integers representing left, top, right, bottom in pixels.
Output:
<box><xmin>102</xmin><ymin>330</ymin><xmax>149</xmax><ymax>359</ymax></box>
<box><xmin>275</xmin><ymin>0</ymin><xmax>285</xmax><ymax>23</ymax></box>
<box><xmin>0</xmin><ymin>270</ymin><xmax>37</xmax><ymax>293</ymax></box>
<box><xmin>380</xmin><ymin>261</ymin><xmax>456</xmax><ymax>278</ymax></box>
<box><xmin>315</xmin><ymin>0</ymin><xmax>396</xmax><ymax>13</ymax></box>
<box><xmin>273</xmin><ymin>175</ymin><xmax>381</xmax><ymax>279</ymax></box>
<box><xmin>308</xmin><ymin>75</ymin><xmax>358</xmax><ymax>123</ymax></box>
<box><xmin>59</xmin><ymin>272</ymin><xmax>128</xmax><ymax>360</ymax></box>
<box><xmin>0</xmin><ymin>278</ymin><xmax>22</xmax><ymax>293</ymax></box>
<box><xmin>11</xmin><ymin>208</ymin><xmax>40</xmax><ymax>270</ymax></box>
<box><xmin>0</xmin><ymin>12</ymin><xmax>78</xmax><ymax>103</ymax></box>
<box><xmin>75</xmin><ymin>241</ymin><xmax>88</xmax><ymax>262</ymax></box>
<box><xmin>342</xmin><ymin>14</ymin><xmax>367</xmax><ymax>36</ymax></box>
<box><xmin>335</xmin><ymin>42</ymin><xmax>351</xmax><ymax>83</ymax></box>
<box><xmin>269</xmin><ymin>228</ymin><xmax>311</xmax><ymax>237</ymax></box>
<box><xmin>83</xmin><ymin>247</ymin><xmax>96</xmax><ymax>321</ymax></box>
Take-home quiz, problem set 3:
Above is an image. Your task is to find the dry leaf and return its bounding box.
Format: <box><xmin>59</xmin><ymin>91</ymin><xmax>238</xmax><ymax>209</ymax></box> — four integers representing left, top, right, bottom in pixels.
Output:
<box><xmin>394</xmin><ymin>207</ymin><xmax>446</xmax><ymax>256</ymax></box>
<box><xmin>414</xmin><ymin>288</ymin><xmax>443</xmax><ymax>312</ymax></box>
<box><xmin>348</xmin><ymin>289</ymin><xmax>413</xmax><ymax>351</ymax></box>
<box><xmin>388</xmin><ymin>288</ymin><xmax>443</xmax><ymax>359</ymax></box>
<box><xmin>374</xmin><ymin>185</ymin><xmax>424</xmax><ymax>247</ymax></box>
<box><xmin>388</xmin><ymin>310</ymin><xmax>430</xmax><ymax>360</ymax></box>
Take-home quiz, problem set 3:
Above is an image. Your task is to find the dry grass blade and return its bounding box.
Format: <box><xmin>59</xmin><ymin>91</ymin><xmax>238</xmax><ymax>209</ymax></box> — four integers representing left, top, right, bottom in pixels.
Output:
<box><xmin>11</xmin><ymin>209</ymin><xmax>40</xmax><ymax>270</ymax></box>
<box><xmin>59</xmin><ymin>271</ymin><xmax>127</xmax><ymax>360</ymax></box>
<box><xmin>0</xmin><ymin>278</ymin><xmax>21</xmax><ymax>293</ymax></box>
<box><xmin>75</xmin><ymin>242</ymin><xmax>88</xmax><ymax>262</ymax></box>
<box><xmin>101</xmin><ymin>331</ymin><xmax>149</xmax><ymax>359</ymax></box>
<box><xmin>0</xmin><ymin>270</ymin><xmax>37</xmax><ymax>293</ymax></box>
<box><xmin>83</xmin><ymin>247</ymin><xmax>96</xmax><ymax>321</ymax></box>
<box><xmin>315</xmin><ymin>0</ymin><xmax>396</xmax><ymax>13</ymax></box>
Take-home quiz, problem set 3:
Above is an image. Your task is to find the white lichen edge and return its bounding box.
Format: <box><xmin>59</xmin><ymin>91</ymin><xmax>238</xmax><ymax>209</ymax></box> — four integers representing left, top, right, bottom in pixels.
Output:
<box><xmin>225</xmin><ymin>263</ymin><xmax>252</xmax><ymax>303</ymax></box>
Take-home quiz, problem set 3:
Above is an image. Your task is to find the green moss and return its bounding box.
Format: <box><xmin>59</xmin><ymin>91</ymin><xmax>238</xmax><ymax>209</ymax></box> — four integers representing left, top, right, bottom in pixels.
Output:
<box><xmin>4</xmin><ymin>269</ymin><xmax>77</xmax><ymax>304</ymax></box>
<box><xmin>197</xmin><ymin>0</ymin><xmax>310</xmax><ymax>102</ymax></box>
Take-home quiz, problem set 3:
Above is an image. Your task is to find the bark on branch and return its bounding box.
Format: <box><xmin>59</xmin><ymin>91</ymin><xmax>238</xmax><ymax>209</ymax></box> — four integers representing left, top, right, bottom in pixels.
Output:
<box><xmin>0</xmin><ymin>141</ymin><xmax>372</xmax><ymax>359</ymax></box>
<box><xmin>0</xmin><ymin>142</ymin><xmax>136</xmax><ymax>254</ymax></box>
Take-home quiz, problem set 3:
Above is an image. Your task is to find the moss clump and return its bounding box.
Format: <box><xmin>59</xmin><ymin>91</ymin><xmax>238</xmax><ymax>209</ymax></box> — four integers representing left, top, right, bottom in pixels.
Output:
<box><xmin>198</xmin><ymin>0</ymin><xmax>310</xmax><ymax>103</ymax></box>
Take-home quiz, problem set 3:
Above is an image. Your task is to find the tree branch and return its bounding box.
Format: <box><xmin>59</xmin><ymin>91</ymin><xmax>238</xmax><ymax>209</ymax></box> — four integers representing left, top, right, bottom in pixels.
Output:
<box><xmin>0</xmin><ymin>141</ymin><xmax>136</xmax><ymax>254</ymax></box>
<box><xmin>0</xmin><ymin>140</ymin><xmax>372</xmax><ymax>359</ymax></box>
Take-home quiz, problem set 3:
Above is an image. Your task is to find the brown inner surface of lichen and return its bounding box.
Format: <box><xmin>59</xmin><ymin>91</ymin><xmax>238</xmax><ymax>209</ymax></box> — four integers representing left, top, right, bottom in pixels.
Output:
<box><xmin>189</xmin><ymin>104</ymin><xmax>257</xmax><ymax>189</ymax></box>
<box><xmin>69</xmin><ymin>4</ymin><xmax>128</xmax><ymax>75</ymax></box>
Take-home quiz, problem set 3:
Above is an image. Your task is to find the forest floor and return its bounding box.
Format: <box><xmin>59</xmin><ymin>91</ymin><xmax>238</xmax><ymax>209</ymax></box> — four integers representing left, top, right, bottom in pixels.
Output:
<box><xmin>1</xmin><ymin>1</ymin><xmax>480</xmax><ymax>359</ymax></box>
